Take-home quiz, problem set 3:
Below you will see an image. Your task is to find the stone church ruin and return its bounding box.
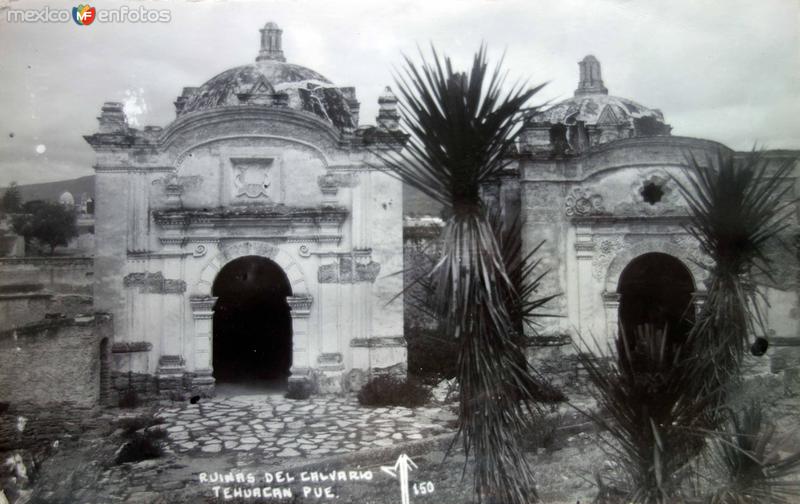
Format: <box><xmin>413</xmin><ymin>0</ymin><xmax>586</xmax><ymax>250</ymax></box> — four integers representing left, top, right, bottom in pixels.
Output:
<box><xmin>1</xmin><ymin>25</ymin><xmax>798</xmax><ymax>408</ymax></box>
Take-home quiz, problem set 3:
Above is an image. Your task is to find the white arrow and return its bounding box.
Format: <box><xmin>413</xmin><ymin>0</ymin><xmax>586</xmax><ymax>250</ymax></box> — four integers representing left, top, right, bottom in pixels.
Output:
<box><xmin>381</xmin><ymin>453</ymin><xmax>418</xmax><ymax>504</ymax></box>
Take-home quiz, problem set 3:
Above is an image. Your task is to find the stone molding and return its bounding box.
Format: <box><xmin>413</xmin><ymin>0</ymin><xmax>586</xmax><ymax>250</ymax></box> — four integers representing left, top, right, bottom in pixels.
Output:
<box><xmin>602</xmin><ymin>235</ymin><xmax>710</xmax><ymax>292</ymax></box>
<box><xmin>123</xmin><ymin>272</ymin><xmax>187</xmax><ymax>294</ymax></box>
<box><xmin>287</xmin><ymin>295</ymin><xmax>313</xmax><ymax>318</ymax></box>
<box><xmin>159</xmin><ymin>235</ymin><xmax>342</xmax><ymax>245</ymax></box>
<box><xmin>194</xmin><ymin>241</ymin><xmax>308</xmax><ymax>296</ymax></box>
<box><xmin>189</xmin><ymin>295</ymin><xmax>217</xmax><ymax>319</ymax></box>
<box><xmin>350</xmin><ymin>336</ymin><xmax>406</xmax><ymax>348</ymax></box>
<box><xmin>93</xmin><ymin>165</ymin><xmax>173</xmax><ymax>173</ymax></box>
<box><xmin>162</xmin><ymin>109</ymin><xmax>344</xmax><ymax>155</ymax></box>
<box><xmin>317</xmin><ymin>352</ymin><xmax>344</xmax><ymax>371</ymax></box>
<box><xmin>152</xmin><ymin>205</ymin><xmax>349</xmax><ymax>229</ymax></box>
<box><xmin>152</xmin><ymin>173</ymin><xmax>203</xmax><ymax>199</ymax></box>
<box><xmin>318</xmin><ymin>254</ymin><xmax>381</xmax><ymax>284</ymax></box>
<box><xmin>219</xmin><ymin>241</ymin><xmax>276</xmax><ymax>261</ymax></box>
<box><xmin>111</xmin><ymin>341</ymin><xmax>153</xmax><ymax>354</ymax></box>
<box><xmin>317</xmin><ymin>172</ymin><xmax>359</xmax><ymax>196</ymax></box>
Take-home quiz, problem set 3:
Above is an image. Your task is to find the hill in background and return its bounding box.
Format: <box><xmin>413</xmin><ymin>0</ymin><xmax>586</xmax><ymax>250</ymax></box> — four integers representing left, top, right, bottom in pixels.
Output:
<box><xmin>1</xmin><ymin>176</ymin><xmax>442</xmax><ymax>217</ymax></box>
<box><xmin>1</xmin><ymin>175</ymin><xmax>95</xmax><ymax>204</ymax></box>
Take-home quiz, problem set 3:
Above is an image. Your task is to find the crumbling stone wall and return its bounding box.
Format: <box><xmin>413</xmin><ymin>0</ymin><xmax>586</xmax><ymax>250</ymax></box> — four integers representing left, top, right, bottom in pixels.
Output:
<box><xmin>0</xmin><ymin>313</ymin><xmax>112</xmax><ymax>407</ymax></box>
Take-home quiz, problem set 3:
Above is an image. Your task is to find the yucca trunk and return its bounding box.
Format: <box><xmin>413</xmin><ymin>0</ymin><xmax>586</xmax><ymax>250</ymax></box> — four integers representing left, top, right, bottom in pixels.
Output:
<box><xmin>434</xmin><ymin>210</ymin><xmax>542</xmax><ymax>502</ymax></box>
<box><xmin>374</xmin><ymin>46</ymin><xmax>562</xmax><ymax>503</ymax></box>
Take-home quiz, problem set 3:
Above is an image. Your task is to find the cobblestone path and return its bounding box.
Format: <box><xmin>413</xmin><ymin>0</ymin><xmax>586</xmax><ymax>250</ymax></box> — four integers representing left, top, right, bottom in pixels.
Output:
<box><xmin>157</xmin><ymin>394</ymin><xmax>452</xmax><ymax>461</ymax></box>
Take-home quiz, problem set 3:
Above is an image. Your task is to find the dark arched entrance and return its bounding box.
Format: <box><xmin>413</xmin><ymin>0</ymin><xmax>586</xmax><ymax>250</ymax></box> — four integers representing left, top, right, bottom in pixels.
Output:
<box><xmin>618</xmin><ymin>252</ymin><xmax>695</xmax><ymax>350</ymax></box>
<box><xmin>212</xmin><ymin>256</ymin><xmax>293</xmax><ymax>385</ymax></box>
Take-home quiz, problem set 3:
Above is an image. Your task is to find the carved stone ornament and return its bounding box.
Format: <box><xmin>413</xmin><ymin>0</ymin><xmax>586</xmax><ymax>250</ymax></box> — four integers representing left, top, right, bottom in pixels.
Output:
<box><xmin>318</xmin><ymin>254</ymin><xmax>381</xmax><ymax>284</ymax></box>
<box><xmin>123</xmin><ymin>272</ymin><xmax>186</xmax><ymax>294</ymax></box>
<box><xmin>233</xmin><ymin>159</ymin><xmax>273</xmax><ymax>199</ymax></box>
<box><xmin>592</xmin><ymin>237</ymin><xmax>625</xmax><ymax>280</ymax></box>
<box><xmin>317</xmin><ymin>172</ymin><xmax>359</xmax><ymax>196</ymax></box>
<box><xmin>287</xmin><ymin>295</ymin><xmax>313</xmax><ymax>316</ymax></box>
<box><xmin>565</xmin><ymin>188</ymin><xmax>606</xmax><ymax>217</ymax></box>
<box><xmin>152</xmin><ymin>174</ymin><xmax>203</xmax><ymax>198</ymax></box>
<box><xmin>220</xmin><ymin>241</ymin><xmax>276</xmax><ymax>261</ymax></box>
<box><xmin>111</xmin><ymin>341</ymin><xmax>153</xmax><ymax>354</ymax></box>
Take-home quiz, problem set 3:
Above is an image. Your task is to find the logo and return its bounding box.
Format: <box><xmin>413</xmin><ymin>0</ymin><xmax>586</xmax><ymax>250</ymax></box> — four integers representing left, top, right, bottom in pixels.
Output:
<box><xmin>72</xmin><ymin>4</ymin><xmax>96</xmax><ymax>25</ymax></box>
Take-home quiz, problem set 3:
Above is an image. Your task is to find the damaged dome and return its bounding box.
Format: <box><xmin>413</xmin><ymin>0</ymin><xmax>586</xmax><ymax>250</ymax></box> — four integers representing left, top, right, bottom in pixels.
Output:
<box><xmin>521</xmin><ymin>55</ymin><xmax>671</xmax><ymax>154</ymax></box>
<box><xmin>174</xmin><ymin>23</ymin><xmax>356</xmax><ymax>130</ymax></box>
<box><xmin>531</xmin><ymin>93</ymin><xmax>665</xmax><ymax>128</ymax></box>
<box><xmin>529</xmin><ymin>55</ymin><xmax>667</xmax><ymax>129</ymax></box>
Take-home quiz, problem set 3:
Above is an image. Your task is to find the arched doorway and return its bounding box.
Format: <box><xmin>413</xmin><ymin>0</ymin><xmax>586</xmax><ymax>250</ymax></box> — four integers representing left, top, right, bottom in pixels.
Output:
<box><xmin>617</xmin><ymin>252</ymin><xmax>695</xmax><ymax>351</ymax></box>
<box><xmin>212</xmin><ymin>255</ymin><xmax>293</xmax><ymax>386</ymax></box>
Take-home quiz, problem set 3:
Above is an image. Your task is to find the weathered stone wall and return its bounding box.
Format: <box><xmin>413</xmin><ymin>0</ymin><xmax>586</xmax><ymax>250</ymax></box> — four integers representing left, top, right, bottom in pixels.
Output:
<box><xmin>89</xmin><ymin>100</ymin><xmax>407</xmax><ymax>394</ymax></box>
<box><xmin>0</xmin><ymin>257</ymin><xmax>93</xmax><ymax>294</ymax></box>
<box><xmin>0</xmin><ymin>313</ymin><xmax>112</xmax><ymax>407</ymax></box>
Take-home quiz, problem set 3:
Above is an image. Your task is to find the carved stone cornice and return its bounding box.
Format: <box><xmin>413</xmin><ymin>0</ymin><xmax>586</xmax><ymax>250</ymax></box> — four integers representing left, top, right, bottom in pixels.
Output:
<box><xmin>189</xmin><ymin>295</ymin><xmax>217</xmax><ymax>319</ymax></box>
<box><xmin>158</xmin><ymin>235</ymin><xmax>342</xmax><ymax>246</ymax></box>
<box><xmin>152</xmin><ymin>205</ymin><xmax>349</xmax><ymax>229</ymax></box>
<box><xmin>93</xmin><ymin>164</ymin><xmax>173</xmax><ymax>173</ymax></box>
<box><xmin>287</xmin><ymin>295</ymin><xmax>313</xmax><ymax>317</ymax></box>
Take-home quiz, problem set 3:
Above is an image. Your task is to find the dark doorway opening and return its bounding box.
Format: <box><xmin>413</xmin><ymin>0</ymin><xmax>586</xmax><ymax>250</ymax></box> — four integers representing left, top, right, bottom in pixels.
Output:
<box><xmin>212</xmin><ymin>256</ymin><xmax>293</xmax><ymax>387</ymax></box>
<box><xmin>617</xmin><ymin>252</ymin><xmax>695</xmax><ymax>353</ymax></box>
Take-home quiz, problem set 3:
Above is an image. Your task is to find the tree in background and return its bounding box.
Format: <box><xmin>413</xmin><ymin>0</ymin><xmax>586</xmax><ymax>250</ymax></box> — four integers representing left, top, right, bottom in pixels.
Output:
<box><xmin>11</xmin><ymin>200</ymin><xmax>78</xmax><ymax>255</ymax></box>
<box><xmin>1</xmin><ymin>181</ymin><xmax>22</xmax><ymax>214</ymax></box>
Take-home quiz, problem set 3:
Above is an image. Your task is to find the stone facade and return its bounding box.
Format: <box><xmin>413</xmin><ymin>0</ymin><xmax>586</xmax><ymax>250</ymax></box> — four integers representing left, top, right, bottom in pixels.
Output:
<box><xmin>490</xmin><ymin>57</ymin><xmax>800</xmax><ymax>371</ymax></box>
<box><xmin>84</xmin><ymin>23</ymin><xmax>406</xmax><ymax>396</ymax></box>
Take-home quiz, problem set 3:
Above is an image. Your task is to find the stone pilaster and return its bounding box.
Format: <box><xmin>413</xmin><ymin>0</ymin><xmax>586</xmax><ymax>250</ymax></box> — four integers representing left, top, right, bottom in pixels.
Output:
<box><xmin>189</xmin><ymin>295</ymin><xmax>217</xmax><ymax>394</ymax></box>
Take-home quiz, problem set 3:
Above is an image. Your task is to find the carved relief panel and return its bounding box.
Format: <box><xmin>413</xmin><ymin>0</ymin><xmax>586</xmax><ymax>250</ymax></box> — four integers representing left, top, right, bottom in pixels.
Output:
<box><xmin>230</xmin><ymin>157</ymin><xmax>283</xmax><ymax>204</ymax></box>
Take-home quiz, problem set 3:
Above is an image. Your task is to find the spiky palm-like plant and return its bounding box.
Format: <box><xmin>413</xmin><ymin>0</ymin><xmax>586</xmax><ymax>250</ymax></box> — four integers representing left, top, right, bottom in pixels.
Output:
<box><xmin>577</xmin><ymin>325</ymin><xmax>713</xmax><ymax>503</ymax></box>
<box><xmin>377</xmin><ymin>46</ymin><xmax>561</xmax><ymax>503</ymax></box>
<box><xmin>489</xmin><ymin>211</ymin><xmax>559</xmax><ymax>337</ymax></box>
<box><xmin>705</xmin><ymin>402</ymin><xmax>800</xmax><ymax>503</ymax></box>
<box><xmin>674</xmin><ymin>150</ymin><xmax>796</xmax><ymax>407</ymax></box>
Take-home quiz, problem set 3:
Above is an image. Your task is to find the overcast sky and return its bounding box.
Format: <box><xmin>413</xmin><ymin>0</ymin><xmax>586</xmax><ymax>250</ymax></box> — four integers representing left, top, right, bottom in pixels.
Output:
<box><xmin>0</xmin><ymin>0</ymin><xmax>798</xmax><ymax>186</ymax></box>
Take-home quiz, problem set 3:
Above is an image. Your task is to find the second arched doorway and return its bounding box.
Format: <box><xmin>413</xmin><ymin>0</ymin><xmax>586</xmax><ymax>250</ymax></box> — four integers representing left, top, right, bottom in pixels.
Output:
<box><xmin>212</xmin><ymin>255</ymin><xmax>293</xmax><ymax>387</ymax></box>
<box><xmin>617</xmin><ymin>252</ymin><xmax>695</xmax><ymax>350</ymax></box>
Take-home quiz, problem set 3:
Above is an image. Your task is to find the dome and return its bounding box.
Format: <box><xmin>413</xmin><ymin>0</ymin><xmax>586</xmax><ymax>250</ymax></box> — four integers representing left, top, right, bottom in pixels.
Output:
<box><xmin>59</xmin><ymin>191</ymin><xmax>75</xmax><ymax>207</ymax></box>
<box><xmin>174</xmin><ymin>23</ymin><xmax>356</xmax><ymax>130</ymax></box>
<box><xmin>529</xmin><ymin>55</ymin><xmax>667</xmax><ymax>130</ymax></box>
<box><xmin>531</xmin><ymin>93</ymin><xmax>665</xmax><ymax>127</ymax></box>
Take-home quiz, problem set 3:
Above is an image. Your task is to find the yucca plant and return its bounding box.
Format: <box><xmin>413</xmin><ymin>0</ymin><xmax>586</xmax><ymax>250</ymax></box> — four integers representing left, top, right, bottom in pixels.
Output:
<box><xmin>376</xmin><ymin>46</ymin><xmax>561</xmax><ymax>503</ymax></box>
<box><xmin>673</xmin><ymin>150</ymin><xmax>796</xmax><ymax>411</ymax></box>
<box><xmin>704</xmin><ymin>402</ymin><xmax>800</xmax><ymax>503</ymax></box>
<box><xmin>577</xmin><ymin>324</ymin><xmax>715</xmax><ymax>503</ymax></box>
<box><xmin>489</xmin><ymin>210</ymin><xmax>559</xmax><ymax>336</ymax></box>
